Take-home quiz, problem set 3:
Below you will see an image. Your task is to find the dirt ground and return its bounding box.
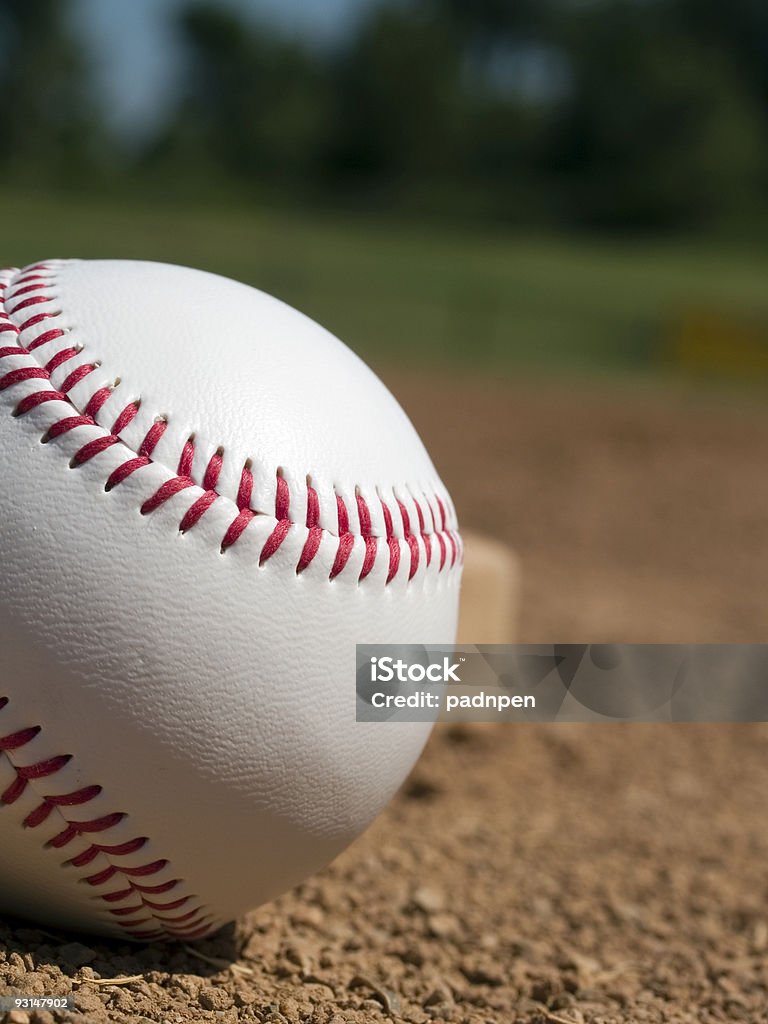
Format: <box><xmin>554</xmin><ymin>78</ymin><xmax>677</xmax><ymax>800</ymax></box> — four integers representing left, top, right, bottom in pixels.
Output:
<box><xmin>2</xmin><ymin>371</ymin><xmax>768</xmax><ymax>1024</ymax></box>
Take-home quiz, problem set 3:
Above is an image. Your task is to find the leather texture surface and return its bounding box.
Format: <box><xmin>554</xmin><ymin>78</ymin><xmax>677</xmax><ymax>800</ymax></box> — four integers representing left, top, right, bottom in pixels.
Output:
<box><xmin>0</xmin><ymin>260</ymin><xmax>461</xmax><ymax>939</ymax></box>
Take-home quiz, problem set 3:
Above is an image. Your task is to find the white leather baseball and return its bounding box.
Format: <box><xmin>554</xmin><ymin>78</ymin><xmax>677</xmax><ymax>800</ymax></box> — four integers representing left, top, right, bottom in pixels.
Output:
<box><xmin>0</xmin><ymin>260</ymin><xmax>461</xmax><ymax>940</ymax></box>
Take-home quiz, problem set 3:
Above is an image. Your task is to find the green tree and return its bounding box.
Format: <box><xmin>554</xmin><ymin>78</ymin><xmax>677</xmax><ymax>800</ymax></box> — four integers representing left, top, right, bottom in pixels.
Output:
<box><xmin>0</xmin><ymin>0</ymin><xmax>100</xmax><ymax>186</ymax></box>
<box><xmin>437</xmin><ymin>0</ymin><xmax>557</xmax><ymax>46</ymax></box>
<box><xmin>326</xmin><ymin>5</ymin><xmax>469</xmax><ymax>196</ymax></box>
<box><xmin>152</xmin><ymin>3</ymin><xmax>331</xmax><ymax>191</ymax></box>
<box><xmin>146</xmin><ymin>0</ymin><xmax>768</xmax><ymax>231</ymax></box>
<box><xmin>675</xmin><ymin>0</ymin><xmax>768</xmax><ymax>103</ymax></box>
<box><xmin>544</xmin><ymin>1</ymin><xmax>767</xmax><ymax>228</ymax></box>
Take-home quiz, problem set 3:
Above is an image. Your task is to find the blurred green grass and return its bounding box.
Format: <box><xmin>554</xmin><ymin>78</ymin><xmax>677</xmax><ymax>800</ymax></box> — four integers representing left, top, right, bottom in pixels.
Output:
<box><xmin>2</xmin><ymin>192</ymin><xmax>766</xmax><ymax>377</ymax></box>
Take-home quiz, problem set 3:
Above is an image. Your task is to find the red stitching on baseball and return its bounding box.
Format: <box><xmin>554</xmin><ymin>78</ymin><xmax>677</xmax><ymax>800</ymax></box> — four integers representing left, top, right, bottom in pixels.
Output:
<box><xmin>356</xmin><ymin>494</ymin><xmax>378</xmax><ymax>581</ymax></box>
<box><xmin>275</xmin><ymin>473</ymin><xmax>290</xmax><ymax>520</ymax></box>
<box><xmin>380</xmin><ymin>499</ymin><xmax>401</xmax><ymax>584</ymax></box>
<box><xmin>436</xmin><ymin>496</ymin><xmax>458</xmax><ymax>568</ymax></box>
<box><xmin>44</xmin><ymin>347</ymin><xmax>79</xmax><ymax>375</ymax></box>
<box><xmin>60</xmin><ymin>361</ymin><xmax>98</xmax><ymax>395</ymax></box>
<box><xmin>0</xmin><ymin>723</ymin><xmax>42</xmax><ymax>752</ymax></box>
<box><xmin>203</xmin><ymin>448</ymin><xmax>223</xmax><ymax>490</ymax></box>
<box><xmin>84</xmin><ymin>386</ymin><xmax>114</xmax><ymax>420</ymax></box>
<box><xmin>85</xmin><ymin>860</ymin><xmax>167</xmax><ymax>885</ymax></box>
<box><xmin>46</xmin><ymin>414</ymin><xmax>92</xmax><ymax>440</ymax></box>
<box><xmin>9</xmin><ymin>282</ymin><xmax>47</xmax><ymax>299</ymax></box>
<box><xmin>105</xmin><ymin>456</ymin><xmax>150</xmax><ymax>491</ymax></box>
<box><xmin>177</xmin><ymin>437</ymin><xmax>195</xmax><ymax>476</ymax></box>
<box><xmin>237</xmin><ymin>461</ymin><xmax>253</xmax><ymax>510</ymax></box>
<box><xmin>397</xmin><ymin>499</ymin><xmax>420</xmax><ymax>580</ymax></box>
<box><xmin>7</xmin><ymin>293</ymin><xmax>50</xmax><ymax>315</ymax></box>
<box><xmin>329</xmin><ymin>493</ymin><xmax>353</xmax><ymax>579</ymax></box>
<box><xmin>0</xmin><ymin>366</ymin><xmax>47</xmax><ymax>389</ymax></box>
<box><xmin>0</xmin><ymin>263</ymin><xmax>459</xmax><ymax>587</ymax></box>
<box><xmin>65</xmin><ymin>835</ymin><xmax>147</xmax><ymax>865</ymax></box>
<box><xmin>72</xmin><ymin>435</ymin><xmax>120</xmax><ymax>467</ymax></box>
<box><xmin>179</xmin><ymin>490</ymin><xmax>217</xmax><ymax>533</ymax></box>
<box><xmin>139</xmin><ymin>418</ymin><xmax>167</xmax><ymax>457</ymax></box>
<box><xmin>1</xmin><ymin>754</ymin><xmax>71</xmax><ymax>805</ymax></box>
<box><xmin>50</xmin><ymin>814</ymin><xmax>128</xmax><ymax>850</ymax></box>
<box><xmin>257</xmin><ymin>515</ymin><xmax>289</xmax><ymax>562</ymax></box>
<box><xmin>28</xmin><ymin>328</ymin><xmax>66</xmax><ymax>351</ymax></box>
<box><xmin>111</xmin><ymin>400</ymin><xmax>140</xmax><ymax>436</ymax></box>
<box><xmin>0</xmin><ymin>692</ymin><xmax>211</xmax><ymax>942</ymax></box>
<box><xmin>222</xmin><ymin>507</ymin><xmax>256</xmax><ymax>551</ymax></box>
<box><xmin>18</xmin><ymin>312</ymin><xmax>61</xmax><ymax>333</ymax></box>
<box><xmin>103</xmin><ymin>878</ymin><xmax>180</xmax><ymax>899</ymax></box>
<box><xmin>141</xmin><ymin>894</ymin><xmax>193</xmax><ymax>912</ymax></box>
<box><xmin>141</xmin><ymin>476</ymin><xmax>193</xmax><ymax>515</ymax></box>
<box><xmin>14</xmin><ymin>390</ymin><xmax>64</xmax><ymax>416</ymax></box>
<box><xmin>413</xmin><ymin>498</ymin><xmax>432</xmax><ymax>567</ymax></box>
<box><xmin>109</xmin><ymin>904</ymin><xmax>150</xmax><ymax>917</ymax></box>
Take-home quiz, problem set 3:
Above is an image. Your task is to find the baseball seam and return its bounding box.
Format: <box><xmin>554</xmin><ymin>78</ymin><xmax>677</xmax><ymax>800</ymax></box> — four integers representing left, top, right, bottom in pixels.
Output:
<box><xmin>0</xmin><ymin>695</ymin><xmax>216</xmax><ymax>941</ymax></box>
<box><xmin>0</xmin><ymin>262</ymin><xmax>462</xmax><ymax>586</ymax></box>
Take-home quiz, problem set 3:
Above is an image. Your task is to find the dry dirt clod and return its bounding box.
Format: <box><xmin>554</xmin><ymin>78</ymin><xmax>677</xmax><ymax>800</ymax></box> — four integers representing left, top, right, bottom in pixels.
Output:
<box><xmin>198</xmin><ymin>985</ymin><xmax>233</xmax><ymax>1011</ymax></box>
<box><xmin>412</xmin><ymin>886</ymin><xmax>446</xmax><ymax>914</ymax></box>
<box><xmin>427</xmin><ymin>913</ymin><xmax>460</xmax><ymax>938</ymax></box>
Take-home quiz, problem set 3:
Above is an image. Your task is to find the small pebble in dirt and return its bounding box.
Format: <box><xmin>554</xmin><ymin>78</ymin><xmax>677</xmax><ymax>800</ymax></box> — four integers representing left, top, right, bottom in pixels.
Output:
<box><xmin>290</xmin><ymin>905</ymin><xmax>324</xmax><ymax>929</ymax></box>
<box><xmin>233</xmin><ymin>983</ymin><xmax>258</xmax><ymax>1006</ymax></box>
<box><xmin>413</xmin><ymin>886</ymin><xmax>446</xmax><ymax>914</ymax></box>
<box><xmin>427</xmin><ymin>913</ymin><xmax>460</xmax><ymax>938</ymax></box>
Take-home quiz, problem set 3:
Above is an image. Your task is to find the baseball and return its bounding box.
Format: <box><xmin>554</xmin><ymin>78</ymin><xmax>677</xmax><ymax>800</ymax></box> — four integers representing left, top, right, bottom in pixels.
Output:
<box><xmin>0</xmin><ymin>259</ymin><xmax>461</xmax><ymax>940</ymax></box>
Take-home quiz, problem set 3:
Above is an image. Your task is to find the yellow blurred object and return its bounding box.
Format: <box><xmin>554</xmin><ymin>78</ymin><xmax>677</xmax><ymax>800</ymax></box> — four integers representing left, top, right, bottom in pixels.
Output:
<box><xmin>666</xmin><ymin>308</ymin><xmax>768</xmax><ymax>380</ymax></box>
<box><xmin>457</xmin><ymin>532</ymin><xmax>520</xmax><ymax>644</ymax></box>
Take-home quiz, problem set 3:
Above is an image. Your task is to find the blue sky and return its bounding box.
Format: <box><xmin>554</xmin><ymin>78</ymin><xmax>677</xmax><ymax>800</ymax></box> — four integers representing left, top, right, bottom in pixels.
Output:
<box><xmin>70</xmin><ymin>0</ymin><xmax>379</xmax><ymax>139</ymax></box>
